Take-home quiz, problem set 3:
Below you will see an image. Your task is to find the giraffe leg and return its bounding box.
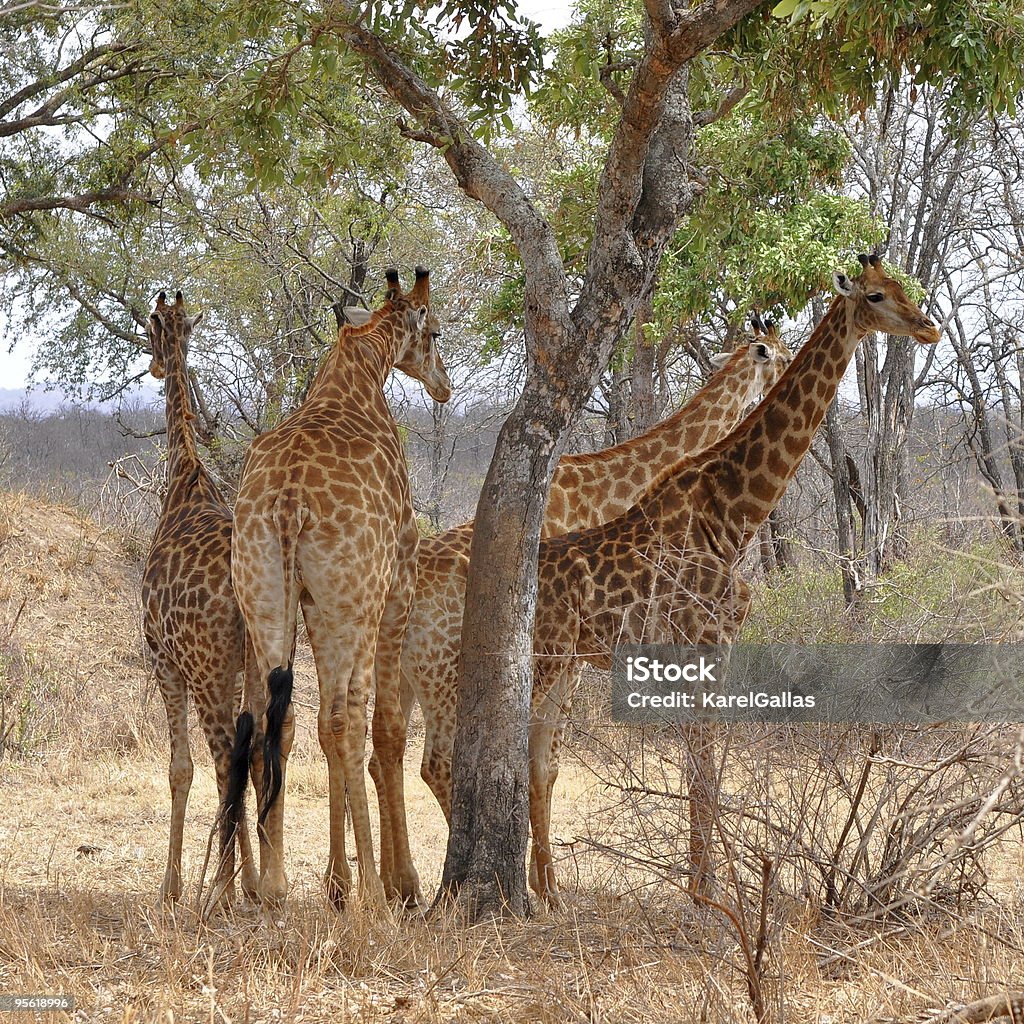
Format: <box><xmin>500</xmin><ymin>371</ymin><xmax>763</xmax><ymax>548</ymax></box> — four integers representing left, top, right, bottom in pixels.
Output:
<box><xmin>302</xmin><ymin>598</ymin><xmax>389</xmax><ymax>909</ymax></box>
<box><xmin>367</xmin><ymin>741</ymin><xmax>390</xmax><ymax>895</ymax></box>
<box><xmin>236</xmin><ymin>814</ymin><xmax>258</xmax><ymax>900</ymax></box>
<box><xmin>305</xmin><ymin>602</ymin><xmax>353</xmax><ymax>909</ymax></box>
<box><xmin>422</xmin><ymin>718</ymin><xmax>453</xmax><ymax>823</ymax></box>
<box><xmin>257</xmin><ymin>691</ymin><xmax>294</xmax><ymax>906</ymax></box>
<box><xmin>247</xmin><ymin>710</ymin><xmax>269</xmax><ymax>892</ymax></box>
<box><xmin>369</xmin><ymin>675</ymin><xmax>416</xmax><ymax>901</ymax></box>
<box><xmin>244</xmin><ymin>629</ymin><xmax>294</xmax><ymax>907</ymax></box>
<box><xmin>529</xmin><ymin>716</ymin><xmax>565</xmax><ymax>898</ymax></box>
<box><xmin>371</xmin><ymin>566</ymin><xmax>421</xmax><ymax>907</ymax></box>
<box><xmin>530</xmin><ymin>655</ymin><xmax>582</xmax><ymax>908</ymax></box>
<box><xmin>154</xmin><ymin>654</ymin><xmax>193</xmax><ymax>905</ymax></box>
<box><xmin>528</xmin><ymin>672</ymin><xmax>559</xmax><ymax>908</ymax></box>
<box><xmin>236</xmin><ymin>640</ymin><xmax>261</xmax><ymax>900</ymax></box>
<box><xmin>193</xmin><ymin>690</ymin><xmax>242</xmax><ymax>910</ymax></box>
<box><xmin>340</xmin><ymin>653</ymin><xmax>386</xmax><ymax>907</ymax></box>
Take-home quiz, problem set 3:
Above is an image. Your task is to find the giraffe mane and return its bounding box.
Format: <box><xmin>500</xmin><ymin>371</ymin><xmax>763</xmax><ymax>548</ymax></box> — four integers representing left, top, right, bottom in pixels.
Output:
<box><xmin>567</xmin><ymin>346</ymin><xmax>750</xmax><ymax>469</ymax></box>
<box><xmin>637</xmin><ymin>291</ymin><xmax>847</xmax><ymax>495</ymax></box>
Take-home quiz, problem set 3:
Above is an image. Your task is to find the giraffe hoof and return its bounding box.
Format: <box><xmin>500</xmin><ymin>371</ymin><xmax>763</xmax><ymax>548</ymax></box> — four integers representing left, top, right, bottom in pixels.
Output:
<box><xmin>358</xmin><ymin>875</ymin><xmax>387</xmax><ymax>910</ymax></box>
<box><xmin>258</xmin><ymin>874</ymin><xmax>288</xmax><ymax>908</ymax></box>
<box><xmin>396</xmin><ymin>872</ymin><xmax>422</xmax><ymax>910</ymax></box>
<box><xmin>325</xmin><ymin>874</ymin><xmax>352</xmax><ymax>911</ymax></box>
<box><xmin>159</xmin><ymin>876</ymin><xmax>182</xmax><ymax>906</ymax></box>
<box><xmin>542</xmin><ymin>891</ymin><xmax>563</xmax><ymax>911</ymax></box>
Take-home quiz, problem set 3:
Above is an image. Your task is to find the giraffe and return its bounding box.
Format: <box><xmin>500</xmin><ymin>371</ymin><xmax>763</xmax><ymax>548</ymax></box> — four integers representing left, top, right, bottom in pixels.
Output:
<box><xmin>369</xmin><ymin>317</ymin><xmax>793</xmax><ymax>895</ymax></box>
<box><xmin>520</xmin><ymin>254</ymin><xmax>940</xmax><ymax>902</ymax></box>
<box><xmin>141</xmin><ymin>291</ymin><xmax>259</xmax><ymax>907</ymax></box>
<box><xmin>226</xmin><ymin>267</ymin><xmax>451</xmax><ymax>908</ymax></box>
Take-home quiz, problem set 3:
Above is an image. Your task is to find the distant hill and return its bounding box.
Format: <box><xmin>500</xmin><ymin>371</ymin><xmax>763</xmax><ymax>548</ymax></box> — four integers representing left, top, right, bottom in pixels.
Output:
<box><xmin>0</xmin><ymin>384</ymin><xmax>160</xmax><ymax>413</ymax></box>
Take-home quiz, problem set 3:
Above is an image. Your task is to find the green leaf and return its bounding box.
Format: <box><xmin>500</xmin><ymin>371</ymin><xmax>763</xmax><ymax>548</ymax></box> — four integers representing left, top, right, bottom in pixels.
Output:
<box><xmin>771</xmin><ymin>0</ymin><xmax>800</xmax><ymax>19</ymax></box>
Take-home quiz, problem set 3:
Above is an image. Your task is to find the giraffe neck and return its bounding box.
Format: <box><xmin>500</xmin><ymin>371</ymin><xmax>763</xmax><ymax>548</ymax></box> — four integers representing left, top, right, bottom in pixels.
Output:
<box><xmin>160</xmin><ymin>333</ymin><xmax>203</xmax><ymax>506</ymax></box>
<box><xmin>575</xmin><ymin>347</ymin><xmax>763</xmax><ymax>490</ymax></box>
<box><xmin>308</xmin><ymin>316</ymin><xmax>398</xmax><ymax>402</ymax></box>
<box><xmin>649</xmin><ymin>295</ymin><xmax>858</xmax><ymax>555</ymax></box>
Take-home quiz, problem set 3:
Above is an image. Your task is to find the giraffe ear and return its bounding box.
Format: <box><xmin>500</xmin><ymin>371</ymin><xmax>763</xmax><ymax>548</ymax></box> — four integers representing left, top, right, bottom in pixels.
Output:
<box><xmin>748</xmin><ymin>341</ymin><xmax>771</xmax><ymax>363</ymax></box>
<box><xmin>342</xmin><ymin>306</ymin><xmax>373</xmax><ymax>326</ymax></box>
<box><xmin>189</xmin><ymin>310</ymin><xmax>204</xmax><ymax>328</ymax></box>
<box><xmin>709</xmin><ymin>352</ymin><xmax>732</xmax><ymax>369</ymax></box>
<box><xmin>407</xmin><ymin>305</ymin><xmax>428</xmax><ymax>332</ymax></box>
<box><xmin>832</xmin><ymin>271</ymin><xmax>855</xmax><ymax>297</ymax></box>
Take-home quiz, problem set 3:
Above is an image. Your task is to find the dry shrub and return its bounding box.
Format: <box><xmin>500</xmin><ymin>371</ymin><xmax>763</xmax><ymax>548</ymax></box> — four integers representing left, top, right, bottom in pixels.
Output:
<box><xmin>558</xmin><ymin>716</ymin><xmax>1024</xmax><ymax>1020</ymax></box>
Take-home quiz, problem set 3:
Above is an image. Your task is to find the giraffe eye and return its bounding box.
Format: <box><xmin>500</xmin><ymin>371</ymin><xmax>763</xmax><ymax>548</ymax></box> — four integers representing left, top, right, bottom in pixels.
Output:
<box><xmin>867</xmin><ymin>293</ymin><xmax>884</xmax><ymax>303</ymax></box>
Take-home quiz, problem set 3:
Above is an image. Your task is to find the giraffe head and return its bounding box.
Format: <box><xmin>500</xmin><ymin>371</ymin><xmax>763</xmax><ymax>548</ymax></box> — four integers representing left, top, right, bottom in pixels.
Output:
<box><xmin>380</xmin><ymin>266</ymin><xmax>452</xmax><ymax>403</ymax></box>
<box><xmin>709</xmin><ymin>313</ymin><xmax>793</xmax><ymax>400</ymax></box>
<box><xmin>832</xmin><ymin>254</ymin><xmax>940</xmax><ymax>345</ymax></box>
<box><xmin>147</xmin><ymin>291</ymin><xmax>203</xmax><ymax>379</ymax></box>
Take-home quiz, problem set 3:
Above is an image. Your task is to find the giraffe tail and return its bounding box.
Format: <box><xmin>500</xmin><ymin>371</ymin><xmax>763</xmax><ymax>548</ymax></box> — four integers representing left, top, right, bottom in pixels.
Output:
<box><xmin>261</xmin><ymin>666</ymin><xmax>293</xmax><ymax>823</ymax></box>
<box><xmin>260</xmin><ymin>492</ymin><xmax>305</xmax><ymax>823</ymax></box>
<box><xmin>220</xmin><ymin>711</ymin><xmax>254</xmax><ymax>853</ymax></box>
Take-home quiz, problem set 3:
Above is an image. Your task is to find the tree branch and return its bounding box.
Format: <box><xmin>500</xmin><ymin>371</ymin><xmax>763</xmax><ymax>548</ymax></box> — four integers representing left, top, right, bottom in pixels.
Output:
<box><xmin>694</xmin><ymin>81</ymin><xmax>750</xmax><ymax>127</ymax></box>
<box><xmin>922</xmin><ymin>993</ymin><xmax>1024</xmax><ymax>1024</ymax></box>
<box><xmin>0</xmin><ymin>123</ymin><xmax>193</xmax><ymax>221</ymax></box>
<box><xmin>589</xmin><ymin>0</ymin><xmax>760</xmax><ymax>259</ymax></box>
<box><xmin>0</xmin><ymin>41</ymin><xmax>135</xmax><ymax>122</ymax></box>
<box><xmin>325</xmin><ymin>2</ymin><xmax>569</xmax><ymax>344</ymax></box>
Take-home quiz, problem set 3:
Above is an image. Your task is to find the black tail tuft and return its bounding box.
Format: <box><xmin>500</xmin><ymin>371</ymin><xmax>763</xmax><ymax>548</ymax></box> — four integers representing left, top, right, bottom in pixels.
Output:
<box><xmin>260</xmin><ymin>665</ymin><xmax>294</xmax><ymax>824</ymax></box>
<box><xmin>220</xmin><ymin>711</ymin><xmax>254</xmax><ymax>852</ymax></box>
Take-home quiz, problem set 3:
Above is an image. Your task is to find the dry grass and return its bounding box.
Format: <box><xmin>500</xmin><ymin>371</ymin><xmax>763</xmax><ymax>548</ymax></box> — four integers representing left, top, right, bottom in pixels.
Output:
<box><xmin>2</xmin><ymin>491</ymin><xmax>1024</xmax><ymax>1022</ymax></box>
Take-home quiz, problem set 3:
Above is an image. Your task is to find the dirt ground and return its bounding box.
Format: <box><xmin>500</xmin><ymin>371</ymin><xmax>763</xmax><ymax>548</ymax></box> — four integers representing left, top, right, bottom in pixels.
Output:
<box><xmin>2</xmin><ymin>491</ymin><xmax>1023</xmax><ymax>1023</ymax></box>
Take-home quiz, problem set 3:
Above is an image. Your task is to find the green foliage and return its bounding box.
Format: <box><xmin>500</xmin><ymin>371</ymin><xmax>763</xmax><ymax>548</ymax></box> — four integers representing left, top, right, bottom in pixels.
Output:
<box><xmin>655</xmin><ymin>100</ymin><xmax>885</xmax><ymax>325</ymax></box>
<box><xmin>737</xmin><ymin>0</ymin><xmax>1024</xmax><ymax>122</ymax></box>
<box><xmin>742</xmin><ymin>534</ymin><xmax>1023</xmax><ymax>643</ymax></box>
<box><xmin>364</xmin><ymin>1</ymin><xmax>545</xmax><ymax>123</ymax></box>
<box><xmin>481</xmin><ymin>81</ymin><xmax>886</xmax><ymax>348</ymax></box>
<box><xmin>6</xmin><ymin>0</ymin><xmax>1024</xmax><ymax>398</ymax></box>
<box><xmin>529</xmin><ymin>0</ymin><xmax>643</xmax><ymax>136</ymax></box>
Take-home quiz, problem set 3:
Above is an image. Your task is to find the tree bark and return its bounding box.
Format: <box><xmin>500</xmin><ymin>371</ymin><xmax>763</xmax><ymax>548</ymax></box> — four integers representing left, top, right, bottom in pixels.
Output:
<box><xmin>629</xmin><ymin>292</ymin><xmax>660</xmax><ymax>435</ymax></box>
<box><xmin>824</xmin><ymin>400</ymin><xmax>859</xmax><ymax>607</ymax></box>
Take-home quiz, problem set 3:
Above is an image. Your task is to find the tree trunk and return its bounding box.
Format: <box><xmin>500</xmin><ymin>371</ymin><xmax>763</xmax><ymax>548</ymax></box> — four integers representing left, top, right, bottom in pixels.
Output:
<box><xmin>858</xmin><ymin>330</ymin><xmax>915</xmax><ymax>576</ymax></box>
<box><xmin>766</xmin><ymin>504</ymin><xmax>793</xmax><ymax>568</ymax></box>
<box><xmin>629</xmin><ymin>292</ymin><xmax>659</xmax><ymax>435</ymax></box>
<box><xmin>439</xmin><ymin>387</ymin><xmax>562</xmax><ymax>916</ymax></box>
<box><xmin>604</xmin><ymin>359</ymin><xmax>631</xmax><ymax>446</ymax></box>
<box><xmin>814</xmin><ymin>292</ymin><xmax>860</xmax><ymax>607</ymax></box>
<box><xmin>340</xmin><ymin>0</ymin><xmax>765</xmax><ymax>919</ymax></box>
<box><xmin>824</xmin><ymin>400</ymin><xmax>859</xmax><ymax>607</ymax></box>
<box><xmin>422</xmin><ymin>401</ymin><xmax>452</xmax><ymax>533</ymax></box>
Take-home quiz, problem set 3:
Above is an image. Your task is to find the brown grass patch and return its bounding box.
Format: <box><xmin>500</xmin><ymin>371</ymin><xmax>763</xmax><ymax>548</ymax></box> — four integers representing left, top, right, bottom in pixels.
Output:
<box><xmin>2</xmin><ymin>492</ymin><xmax>1024</xmax><ymax>1022</ymax></box>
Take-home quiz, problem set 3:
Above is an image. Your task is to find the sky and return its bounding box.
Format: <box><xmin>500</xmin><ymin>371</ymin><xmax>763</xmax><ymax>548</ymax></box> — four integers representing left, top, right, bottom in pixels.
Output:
<box><xmin>2</xmin><ymin>328</ymin><xmax>36</xmax><ymax>391</ymax></box>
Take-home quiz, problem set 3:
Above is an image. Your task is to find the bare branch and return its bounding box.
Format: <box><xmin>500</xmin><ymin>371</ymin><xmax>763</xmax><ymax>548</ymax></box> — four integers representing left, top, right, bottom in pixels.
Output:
<box><xmin>324</xmin><ymin>2</ymin><xmax>569</xmax><ymax>341</ymax></box>
<box><xmin>0</xmin><ymin>41</ymin><xmax>135</xmax><ymax>122</ymax></box>
<box><xmin>922</xmin><ymin>993</ymin><xmax>1024</xmax><ymax>1024</ymax></box>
